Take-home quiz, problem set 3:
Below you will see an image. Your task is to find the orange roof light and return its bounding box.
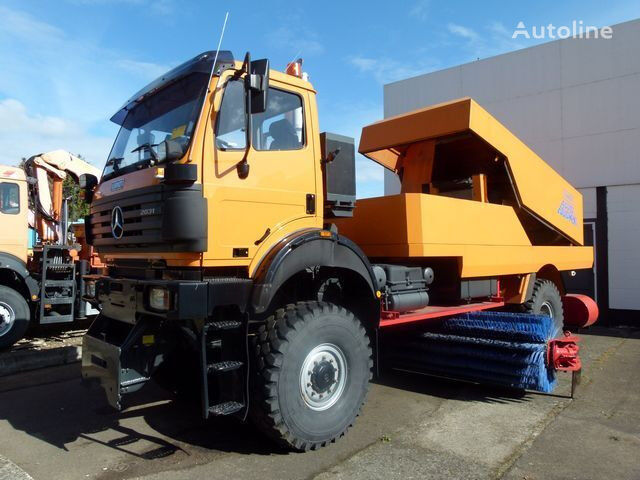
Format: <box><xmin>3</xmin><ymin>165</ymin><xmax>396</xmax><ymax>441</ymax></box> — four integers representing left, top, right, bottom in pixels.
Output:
<box><xmin>286</xmin><ymin>58</ymin><xmax>303</xmax><ymax>78</ymax></box>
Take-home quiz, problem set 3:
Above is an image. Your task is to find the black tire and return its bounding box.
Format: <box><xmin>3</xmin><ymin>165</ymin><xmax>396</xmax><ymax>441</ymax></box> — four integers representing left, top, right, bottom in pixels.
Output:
<box><xmin>0</xmin><ymin>286</ymin><xmax>31</xmax><ymax>349</ymax></box>
<box><xmin>250</xmin><ymin>301</ymin><xmax>372</xmax><ymax>451</ymax></box>
<box><xmin>524</xmin><ymin>279</ymin><xmax>564</xmax><ymax>333</ymax></box>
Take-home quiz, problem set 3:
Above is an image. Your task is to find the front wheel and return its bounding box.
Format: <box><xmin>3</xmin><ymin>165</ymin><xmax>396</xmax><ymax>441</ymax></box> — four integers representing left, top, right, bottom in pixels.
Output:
<box><xmin>250</xmin><ymin>301</ymin><xmax>372</xmax><ymax>451</ymax></box>
<box><xmin>0</xmin><ymin>286</ymin><xmax>31</xmax><ymax>349</ymax></box>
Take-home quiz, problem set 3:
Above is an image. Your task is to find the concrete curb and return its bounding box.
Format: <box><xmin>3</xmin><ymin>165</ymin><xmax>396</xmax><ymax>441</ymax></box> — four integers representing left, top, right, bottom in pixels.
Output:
<box><xmin>0</xmin><ymin>455</ymin><xmax>33</xmax><ymax>480</ymax></box>
<box><xmin>0</xmin><ymin>346</ymin><xmax>81</xmax><ymax>377</ymax></box>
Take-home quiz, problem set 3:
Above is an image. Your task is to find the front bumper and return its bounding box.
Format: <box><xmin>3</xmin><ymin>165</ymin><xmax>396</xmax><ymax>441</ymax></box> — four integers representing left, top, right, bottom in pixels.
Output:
<box><xmin>81</xmin><ymin>275</ymin><xmax>252</xmax><ymax>410</ymax></box>
<box><xmin>84</xmin><ymin>276</ymin><xmax>211</xmax><ymax>324</ymax></box>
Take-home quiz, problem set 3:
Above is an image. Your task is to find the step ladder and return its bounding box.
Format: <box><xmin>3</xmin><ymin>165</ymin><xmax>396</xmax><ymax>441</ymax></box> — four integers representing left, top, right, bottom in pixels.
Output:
<box><xmin>200</xmin><ymin>317</ymin><xmax>249</xmax><ymax>419</ymax></box>
<box><xmin>38</xmin><ymin>245</ymin><xmax>76</xmax><ymax>324</ymax></box>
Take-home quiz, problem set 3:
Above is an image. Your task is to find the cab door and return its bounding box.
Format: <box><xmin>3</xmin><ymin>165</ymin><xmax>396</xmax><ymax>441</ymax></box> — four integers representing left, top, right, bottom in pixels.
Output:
<box><xmin>202</xmin><ymin>72</ymin><xmax>320</xmax><ymax>265</ymax></box>
<box><xmin>0</xmin><ymin>179</ymin><xmax>28</xmax><ymax>262</ymax></box>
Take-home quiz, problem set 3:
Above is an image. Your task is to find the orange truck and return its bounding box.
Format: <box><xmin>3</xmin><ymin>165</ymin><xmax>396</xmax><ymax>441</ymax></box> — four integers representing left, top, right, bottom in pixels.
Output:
<box><xmin>0</xmin><ymin>151</ymin><xmax>100</xmax><ymax>348</ymax></box>
<box><xmin>80</xmin><ymin>51</ymin><xmax>597</xmax><ymax>450</ymax></box>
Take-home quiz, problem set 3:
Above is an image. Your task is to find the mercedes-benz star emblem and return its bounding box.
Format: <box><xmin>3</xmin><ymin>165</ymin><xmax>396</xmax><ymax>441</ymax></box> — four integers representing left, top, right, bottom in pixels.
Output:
<box><xmin>111</xmin><ymin>206</ymin><xmax>124</xmax><ymax>239</ymax></box>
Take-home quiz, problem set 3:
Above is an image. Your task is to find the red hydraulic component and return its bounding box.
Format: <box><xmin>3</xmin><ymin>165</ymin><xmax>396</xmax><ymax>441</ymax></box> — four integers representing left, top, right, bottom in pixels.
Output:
<box><xmin>547</xmin><ymin>331</ymin><xmax>581</xmax><ymax>372</ymax></box>
<box><xmin>562</xmin><ymin>294</ymin><xmax>599</xmax><ymax>327</ymax></box>
<box><xmin>379</xmin><ymin>301</ymin><xmax>505</xmax><ymax>328</ymax></box>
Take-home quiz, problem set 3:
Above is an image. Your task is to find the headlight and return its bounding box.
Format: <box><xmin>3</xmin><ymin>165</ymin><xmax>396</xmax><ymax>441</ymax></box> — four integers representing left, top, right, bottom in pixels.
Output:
<box><xmin>149</xmin><ymin>287</ymin><xmax>171</xmax><ymax>311</ymax></box>
<box><xmin>85</xmin><ymin>280</ymin><xmax>96</xmax><ymax>298</ymax></box>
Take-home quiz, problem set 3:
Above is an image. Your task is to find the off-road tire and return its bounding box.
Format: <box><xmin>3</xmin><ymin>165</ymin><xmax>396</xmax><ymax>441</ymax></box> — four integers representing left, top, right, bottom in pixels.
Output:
<box><xmin>524</xmin><ymin>279</ymin><xmax>564</xmax><ymax>333</ymax></box>
<box><xmin>250</xmin><ymin>301</ymin><xmax>372</xmax><ymax>451</ymax></box>
<box><xmin>0</xmin><ymin>286</ymin><xmax>31</xmax><ymax>349</ymax></box>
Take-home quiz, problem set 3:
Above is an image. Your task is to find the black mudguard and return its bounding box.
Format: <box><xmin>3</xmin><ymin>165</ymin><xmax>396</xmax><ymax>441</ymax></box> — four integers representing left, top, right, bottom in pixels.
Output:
<box><xmin>82</xmin><ymin>314</ymin><xmax>168</xmax><ymax>409</ymax></box>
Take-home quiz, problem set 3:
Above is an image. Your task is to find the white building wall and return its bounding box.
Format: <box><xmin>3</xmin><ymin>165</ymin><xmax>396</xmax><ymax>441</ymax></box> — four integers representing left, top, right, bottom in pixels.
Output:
<box><xmin>607</xmin><ymin>185</ymin><xmax>640</xmax><ymax>310</ymax></box>
<box><xmin>383</xmin><ymin>18</ymin><xmax>640</xmax><ymax>312</ymax></box>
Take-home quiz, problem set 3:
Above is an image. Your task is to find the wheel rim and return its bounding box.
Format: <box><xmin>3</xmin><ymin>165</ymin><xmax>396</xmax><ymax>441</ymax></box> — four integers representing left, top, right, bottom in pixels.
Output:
<box><xmin>0</xmin><ymin>301</ymin><xmax>16</xmax><ymax>337</ymax></box>
<box><xmin>540</xmin><ymin>300</ymin><xmax>554</xmax><ymax>319</ymax></box>
<box><xmin>300</xmin><ymin>343</ymin><xmax>347</xmax><ymax>411</ymax></box>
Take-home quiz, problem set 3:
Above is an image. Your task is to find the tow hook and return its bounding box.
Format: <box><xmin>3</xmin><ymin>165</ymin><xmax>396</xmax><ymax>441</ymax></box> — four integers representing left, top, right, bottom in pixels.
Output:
<box><xmin>548</xmin><ymin>331</ymin><xmax>582</xmax><ymax>397</ymax></box>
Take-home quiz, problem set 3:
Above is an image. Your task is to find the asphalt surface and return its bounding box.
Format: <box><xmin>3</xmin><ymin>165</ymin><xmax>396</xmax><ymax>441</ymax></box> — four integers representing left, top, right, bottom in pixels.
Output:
<box><xmin>0</xmin><ymin>329</ymin><xmax>638</xmax><ymax>480</ymax></box>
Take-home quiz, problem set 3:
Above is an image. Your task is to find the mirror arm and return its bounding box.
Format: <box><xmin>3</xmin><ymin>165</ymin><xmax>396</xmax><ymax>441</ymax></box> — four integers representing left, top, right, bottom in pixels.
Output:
<box><xmin>237</xmin><ymin>52</ymin><xmax>251</xmax><ymax>179</ymax></box>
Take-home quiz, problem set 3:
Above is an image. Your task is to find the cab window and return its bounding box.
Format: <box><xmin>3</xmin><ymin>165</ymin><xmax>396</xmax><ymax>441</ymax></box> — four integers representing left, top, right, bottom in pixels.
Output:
<box><xmin>215</xmin><ymin>82</ymin><xmax>305</xmax><ymax>152</ymax></box>
<box><xmin>253</xmin><ymin>88</ymin><xmax>304</xmax><ymax>151</ymax></box>
<box><xmin>215</xmin><ymin>79</ymin><xmax>247</xmax><ymax>150</ymax></box>
<box><xmin>0</xmin><ymin>182</ymin><xmax>20</xmax><ymax>215</ymax></box>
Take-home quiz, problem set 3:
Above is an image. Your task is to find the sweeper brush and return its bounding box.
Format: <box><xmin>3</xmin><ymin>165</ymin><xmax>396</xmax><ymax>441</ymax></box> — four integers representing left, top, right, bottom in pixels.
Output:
<box><xmin>387</xmin><ymin>311</ymin><xmax>580</xmax><ymax>393</ymax></box>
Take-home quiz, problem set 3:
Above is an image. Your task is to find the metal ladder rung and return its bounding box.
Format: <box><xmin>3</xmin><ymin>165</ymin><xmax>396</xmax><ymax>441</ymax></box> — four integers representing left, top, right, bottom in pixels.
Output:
<box><xmin>207</xmin><ymin>360</ymin><xmax>243</xmax><ymax>373</ymax></box>
<box><xmin>207</xmin><ymin>401</ymin><xmax>244</xmax><ymax>416</ymax></box>
<box><xmin>206</xmin><ymin>320</ymin><xmax>242</xmax><ymax>331</ymax></box>
<box><xmin>44</xmin><ymin>280</ymin><xmax>75</xmax><ymax>287</ymax></box>
<box><xmin>43</xmin><ymin>297</ymin><xmax>74</xmax><ymax>305</ymax></box>
<box><xmin>40</xmin><ymin>314</ymin><xmax>74</xmax><ymax>324</ymax></box>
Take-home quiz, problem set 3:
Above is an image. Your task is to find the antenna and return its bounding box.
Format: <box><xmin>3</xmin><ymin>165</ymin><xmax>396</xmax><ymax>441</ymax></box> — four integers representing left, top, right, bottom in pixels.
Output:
<box><xmin>287</xmin><ymin>49</ymin><xmax>302</xmax><ymax>69</ymax></box>
<box><xmin>207</xmin><ymin>11</ymin><xmax>230</xmax><ymax>92</ymax></box>
<box><xmin>187</xmin><ymin>11</ymin><xmax>229</xmax><ymax>163</ymax></box>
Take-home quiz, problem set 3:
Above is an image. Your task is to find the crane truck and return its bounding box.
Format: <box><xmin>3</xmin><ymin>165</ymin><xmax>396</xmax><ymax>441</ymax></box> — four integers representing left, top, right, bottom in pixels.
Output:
<box><xmin>80</xmin><ymin>51</ymin><xmax>597</xmax><ymax>451</ymax></box>
<box><xmin>0</xmin><ymin>151</ymin><xmax>101</xmax><ymax>348</ymax></box>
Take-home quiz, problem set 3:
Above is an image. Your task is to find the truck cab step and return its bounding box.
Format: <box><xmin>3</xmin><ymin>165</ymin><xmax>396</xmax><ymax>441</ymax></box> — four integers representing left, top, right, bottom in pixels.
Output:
<box><xmin>207</xmin><ymin>360</ymin><xmax>243</xmax><ymax>373</ymax></box>
<box><xmin>206</xmin><ymin>320</ymin><xmax>242</xmax><ymax>331</ymax></box>
<box><xmin>207</xmin><ymin>401</ymin><xmax>244</xmax><ymax>416</ymax></box>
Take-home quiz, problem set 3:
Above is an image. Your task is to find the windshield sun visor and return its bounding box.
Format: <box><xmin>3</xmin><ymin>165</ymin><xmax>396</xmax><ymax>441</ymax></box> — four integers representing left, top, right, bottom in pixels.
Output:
<box><xmin>110</xmin><ymin>50</ymin><xmax>234</xmax><ymax>126</ymax></box>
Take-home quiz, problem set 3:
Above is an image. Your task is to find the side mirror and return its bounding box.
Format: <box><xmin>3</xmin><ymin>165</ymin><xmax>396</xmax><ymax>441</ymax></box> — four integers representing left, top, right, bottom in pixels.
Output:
<box><xmin>157</xmin><ymin>137</ymin><xmax>188</xmax><ymax>162</ymax></box>
<box><xmin>79</xmin><ymin>173</ymin><xmax>98</xmax><ymax>190</ymax></box>
<box><xmin>248</xmin><ymin>58</ymin><xmax>269</xmax><ymax>114</ymax></box>
<box><xmin>79</xmin><ymin>173</ymin><xmax>98</xmax><ymax>203</ymax></box>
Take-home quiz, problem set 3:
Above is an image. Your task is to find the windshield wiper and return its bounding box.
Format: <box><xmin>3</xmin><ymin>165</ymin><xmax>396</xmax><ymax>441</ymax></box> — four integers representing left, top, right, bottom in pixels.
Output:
<box><xmin>131</xmin><ymin>143</ymin><xmax>159</xmax><ymax>165</ymax></box>
<box><xmin>105</xmin><ymin>157</ymin><xmax>124</xmax><ymax>171</ymax></box>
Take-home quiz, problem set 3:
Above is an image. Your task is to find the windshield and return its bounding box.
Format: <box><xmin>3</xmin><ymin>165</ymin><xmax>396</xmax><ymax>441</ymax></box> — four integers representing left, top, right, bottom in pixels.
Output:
<box><xmin>103</xmin><ymin>72</ymin><xmax>209</xmax><ymax>180</ymax></box>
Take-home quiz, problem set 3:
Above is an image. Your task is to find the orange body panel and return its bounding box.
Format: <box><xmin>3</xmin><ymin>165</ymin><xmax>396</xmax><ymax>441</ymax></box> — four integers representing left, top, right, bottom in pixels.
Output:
<box><xmin>335</xmin><ymin>193</ymin><xmax>593</xmax><ymax>278</ymax></box>
<box><xmin>359</xmin><ymin>98</ymin><xmax>585</xmax><ymax>245</ymax></box>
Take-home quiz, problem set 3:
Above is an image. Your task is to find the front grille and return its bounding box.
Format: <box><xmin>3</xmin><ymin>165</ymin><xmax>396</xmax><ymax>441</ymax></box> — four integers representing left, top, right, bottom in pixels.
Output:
<box><xmin>90</xmin><ymin>188</ymin><xmax>163</xmax><ymax>249</ymax></box>
<box><xmin>87</xmin><ymin>184</ymin><xmax>206</xmax><ymax>253</ymax></box>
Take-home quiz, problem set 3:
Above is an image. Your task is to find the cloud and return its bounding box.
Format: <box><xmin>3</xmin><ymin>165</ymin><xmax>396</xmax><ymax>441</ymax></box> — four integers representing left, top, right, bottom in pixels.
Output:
<box><xmin>0</xmin><ymin>5</ymin><xmax>65</xmax><ymax>44</ymax></box>
<box><xmin>0</xmin><ymin>5</ymin><xmax>180</xmax><ymax>169</ymax></box>
<box><xmin>0</xmin><ymin>99</ymin><xmax>79</xmax><ymax>137</ymax></box>
<box><xmin>487</xmin><ymin>20</ymin><xmax>513</xmax><ymax>37</ymax></box>
<box><xmin>266</xmin><ymin>26</ymin><xmax>325</xmax><ymax>58</ymax></box>
<box><xmin>64</xmin><ymin>0</ymin><xmax>174</xmax><ymax>15</ymax></box>
<box><xmin>448</xmin><ymin>23</ymin><xmax>480</xmax><ymax>41</ymax></box>
<box><xmin>115</xmin><ymin>59</ymin><xmax>172</xmax><ymax>80</ymax></box>
<box><xmin>441</xmin><ymin>21</ymin><xmax>530</xmax><ymax>62</ymax></box>
<box><xmin>0</xmin><ymin>98</ymin><xmax>113</xmax><ymax>167</ymax></box>
<box><xmin>347</xmin><ymin>55</ymin><xmax>440</xmax><ymax>85</ymax></box>
<box><xmin>410</xmin><ymin>0</ymin><xmax>430</xmax><ymax>20</ymax></box>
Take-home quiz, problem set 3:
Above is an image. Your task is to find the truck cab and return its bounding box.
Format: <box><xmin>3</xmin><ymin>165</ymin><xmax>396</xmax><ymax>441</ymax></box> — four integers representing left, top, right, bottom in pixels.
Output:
<box><xmin>88</xmin><ymin>52</ymin><xmax>327</xmax><ymax>270</ymax></box>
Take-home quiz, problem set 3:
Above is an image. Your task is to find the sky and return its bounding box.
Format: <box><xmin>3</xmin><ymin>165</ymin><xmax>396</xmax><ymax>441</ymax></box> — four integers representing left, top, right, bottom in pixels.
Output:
<box><xmin>1</xmin><ymin>0</ymin><xmax>639</xmax><ymax>198</ymax></box>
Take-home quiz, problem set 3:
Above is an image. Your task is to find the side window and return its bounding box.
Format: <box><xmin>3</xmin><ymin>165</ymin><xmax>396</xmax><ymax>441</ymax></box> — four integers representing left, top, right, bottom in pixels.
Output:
<box><xmin>253</xmin><ymin>88</ymin><xmax>304</xmax><ymax>151</ymax></box>
<box><xmin>215</xmin><ymin>79</ymin><xmax>247</xmax><ymax>150</ymax></box>
<box><xmin>0</xmin><ymin>182</ymin><xmax>20</xmax><ymax>215</ymax></box>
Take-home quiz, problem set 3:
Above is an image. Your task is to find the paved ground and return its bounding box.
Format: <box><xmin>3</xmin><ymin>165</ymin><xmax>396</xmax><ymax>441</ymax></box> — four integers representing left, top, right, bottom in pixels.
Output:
<box><xmin>0</xmin><ymin>329</ymin><xmax>638</xmax><ymax>480</ymax></box>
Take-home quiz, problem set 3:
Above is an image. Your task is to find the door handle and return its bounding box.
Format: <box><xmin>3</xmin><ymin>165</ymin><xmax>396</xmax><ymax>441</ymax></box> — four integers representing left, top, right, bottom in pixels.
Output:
<box><xmin>254</xmin><ymin>228</ymin><xmax>271</xmax><ymax>245</ymax></box>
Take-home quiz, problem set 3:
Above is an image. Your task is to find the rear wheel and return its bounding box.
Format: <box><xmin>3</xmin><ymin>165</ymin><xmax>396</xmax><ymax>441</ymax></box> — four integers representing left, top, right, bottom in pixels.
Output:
<box><xmin>250</xmin><ymin>301</ymin><xmax>372</xmax><ymax>451</ymax></box>
<box><xmin>524</xmin><ymin>279</ymin><xmax>564</xmax><ymax>333</ymax></box>
<box><xmin>0</xmin><ymin>286</ymin><xmax>31</xmax><ymax>349</ymax></box>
